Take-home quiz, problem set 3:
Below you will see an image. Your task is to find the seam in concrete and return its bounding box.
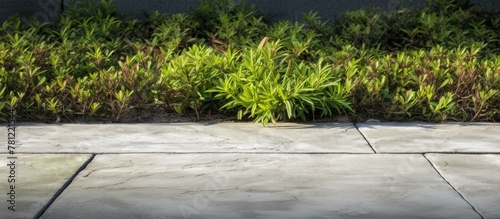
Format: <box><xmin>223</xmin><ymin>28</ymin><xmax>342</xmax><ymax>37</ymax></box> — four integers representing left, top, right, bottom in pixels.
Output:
<box><xmin>33</xmin><ymin>154</ymin><xmax>97</xmax><ymax>219</ymax></box>
<box><xmin>353</xmin><ymin>123</ymin><xmax>377</xmax><ymax>153</ymax></box>
<box><xmin>10</xmin><ymin>152</ymin><xmax>377</xmax><ymax>155</ymax></box>
<box><xmin>423</xmin><ymin>154</ymin><xmax>485</xmax><ymax>219</ymax></box>
<box><xmin>377</xmin><ymin>152</ymin><xmax>500</xmax><ymax>155</ymax></box>
<box><xmin>6</xmin><ymin>152</ymin><xmax>500</xmax><ymax>155</ymax></box>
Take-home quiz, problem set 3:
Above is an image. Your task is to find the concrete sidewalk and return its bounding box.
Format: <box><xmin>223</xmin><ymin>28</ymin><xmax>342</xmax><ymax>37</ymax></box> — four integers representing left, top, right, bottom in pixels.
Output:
<box><xmin>1</xmin><ymin>122</ymin><xmax>499</xmax><ymax>218</ymax></box>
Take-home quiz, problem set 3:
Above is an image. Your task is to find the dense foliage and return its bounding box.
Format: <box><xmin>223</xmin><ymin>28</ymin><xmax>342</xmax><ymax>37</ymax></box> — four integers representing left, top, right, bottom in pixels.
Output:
<box><xmin>1</xmin><ymin>0</ymin><xmax>499</xmax><ymax>125</ymax></box>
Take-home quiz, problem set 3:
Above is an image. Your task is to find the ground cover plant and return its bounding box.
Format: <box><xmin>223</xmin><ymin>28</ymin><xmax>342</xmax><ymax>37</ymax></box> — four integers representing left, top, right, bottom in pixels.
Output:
<box><xmin>1</xmin><ymin>0</ymin><xmax>499</xmax><ymax>125</ymax></box>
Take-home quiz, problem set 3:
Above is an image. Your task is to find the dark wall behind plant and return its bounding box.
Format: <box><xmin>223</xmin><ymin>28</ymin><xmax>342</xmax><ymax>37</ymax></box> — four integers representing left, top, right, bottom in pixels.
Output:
<box><xmin>1</xmin><ymin>0</ymin><xmax>499</xmax><ymax>23</ymax></box>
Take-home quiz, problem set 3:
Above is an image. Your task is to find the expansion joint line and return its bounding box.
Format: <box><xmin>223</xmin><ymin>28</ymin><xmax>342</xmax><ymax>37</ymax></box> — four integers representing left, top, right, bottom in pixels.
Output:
<box><xmin>422</xmin><ymin>154</ymin><xmax>485</xmax><ymax>219</ymax></box>
<box><xmin>353</xmin><ymin>123</ymin><xmax>377</xmax><ymax>153</ymax></box>
<box><xmin>33</xmin><ymin>154</ymin><xmax>97</xmax><ymax>219</ymax></box>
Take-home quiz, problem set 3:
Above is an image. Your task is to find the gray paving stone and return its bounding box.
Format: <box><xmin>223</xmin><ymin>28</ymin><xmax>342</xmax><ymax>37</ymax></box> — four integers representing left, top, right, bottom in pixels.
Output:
<box><xmin>13</xmin><ymin>122</ymin><xmax>372</xmax><ymax>153</ymax></box>
<box><xmin>426</xmin><ymin>154</ymin><xmax>500</xmax><ymax>219</ymax></box>
<box><xmin>0</xmin><ymin>154</ymin><xmax>92</xmax><ymax>219</ymax></box>
<box><xmin>42</xmin><ymin>154</ymin><xmax>480</xmax><ymax>219</ymax></box>
<box><xmin>357</xmin><ymin>122</ymin><xmax>500</xmax><ymax>153</ymax></box>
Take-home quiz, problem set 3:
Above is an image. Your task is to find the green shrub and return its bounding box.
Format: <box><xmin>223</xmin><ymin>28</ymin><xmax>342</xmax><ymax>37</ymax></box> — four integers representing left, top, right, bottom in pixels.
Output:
<box><xmin>210</xmin><ymin>39</ymin><xmax>351</xmax><ymax>125</ymax></box>
<box><xmin>1</xmin><ymin>0</ymin><xmax>499</xmax><ymax>124</ymax></box>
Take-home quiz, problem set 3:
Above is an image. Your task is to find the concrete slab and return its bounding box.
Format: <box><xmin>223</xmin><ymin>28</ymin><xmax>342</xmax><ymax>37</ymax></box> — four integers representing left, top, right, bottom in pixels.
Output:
<box><xmin>0</xmin><ymin>154</ymin><xmax>92</xmax><ymax>219</ymax></box>
<box><xmin>357</xmin><ymin>122</ymin><xmax>500</xmax><ymax>153</ymax></box>
<box><xmin>426</xmin><ymin>154</ymin><xmax>500</xmax><ymax>219</ymax></box>
<box><xmin>42</xmin><ymin>154</ymin><xmax>480</xmax><ymax>219</ymax></box>
<box><xmin>11</xmin><ymin>122</ymin><xmax>372</xmax><ymax>153</ymax></box>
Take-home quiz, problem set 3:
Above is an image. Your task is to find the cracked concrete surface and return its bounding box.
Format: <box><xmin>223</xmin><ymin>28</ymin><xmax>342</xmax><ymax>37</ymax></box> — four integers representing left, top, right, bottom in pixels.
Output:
<box><xmin>42</xmin><ymin>154</ymin><xmax>480</xmax><ymax>219</ymax></box>
<box><xmin>0</xmin><ymin>155</ymin><xmax>92</xmax><ymax>219</ymax></box>
<box><xmin>13</xmin><ymin>123</ymin><xmax>371</xmax><ymax>153</ymax></box>
<box><xmin>426</xmin><ymin>154</ymin><xmax>500</xmax><ymax>219</ymax></box>
<box><xmin>0</xmin><ymin>122</ymin><xmax>499</xmax><ymax>218</ymax></box>
<box><xmin>357</xmin><ymin>122</ymin><xmax>500</xmax><ymax>153</ymax></box>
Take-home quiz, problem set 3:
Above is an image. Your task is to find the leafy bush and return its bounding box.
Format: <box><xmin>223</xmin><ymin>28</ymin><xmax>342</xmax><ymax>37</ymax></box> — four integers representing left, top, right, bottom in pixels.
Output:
<box><xmin>210</xmin><ymin>39</ymin><xmax>351</xmax><ymax>125</ymax></box>
<box><xmin>1</xmin><ymin>0</ymin><xmax>499</xmax><ymax>124</ymax></box>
